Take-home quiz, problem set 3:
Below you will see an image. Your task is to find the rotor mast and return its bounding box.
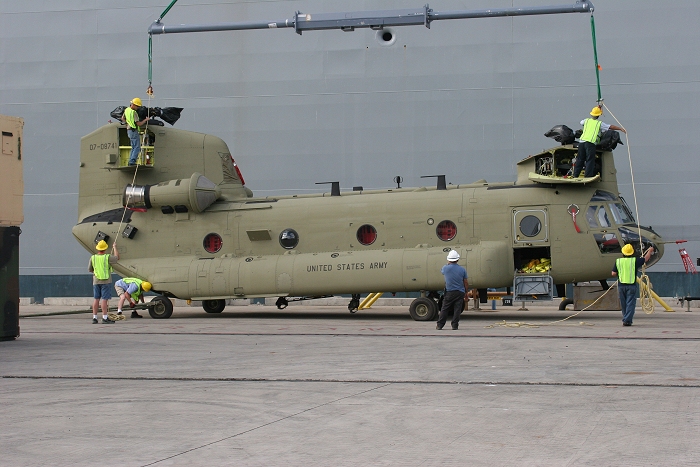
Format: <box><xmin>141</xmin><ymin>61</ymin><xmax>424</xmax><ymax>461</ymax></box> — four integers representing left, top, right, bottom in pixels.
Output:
<box><xmin>148</xmin><ymin>1</ymin><xmax>594</xmax><ymax>36</ymax></box>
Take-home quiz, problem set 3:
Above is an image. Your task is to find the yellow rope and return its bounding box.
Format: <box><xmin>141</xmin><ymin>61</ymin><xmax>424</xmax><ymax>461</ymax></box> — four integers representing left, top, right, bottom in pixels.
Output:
<box><xmin>107</xmin><ymin>312</ymin><xmax>126</xmax><ymax>321</ymax></box>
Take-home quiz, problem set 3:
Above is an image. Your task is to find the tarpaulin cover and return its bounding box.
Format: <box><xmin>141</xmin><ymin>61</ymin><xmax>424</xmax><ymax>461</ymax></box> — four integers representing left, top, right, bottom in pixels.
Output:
<box><xmin>544</xmin><ymin>125</ymin><xmax>575</xmax><ymax>145</ymax></box>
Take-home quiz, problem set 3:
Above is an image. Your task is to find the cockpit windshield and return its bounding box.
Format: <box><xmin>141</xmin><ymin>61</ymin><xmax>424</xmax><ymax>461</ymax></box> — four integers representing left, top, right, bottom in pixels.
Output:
<box><xmin>588</xmin><ymin>191</ymin><xmax>636</xmax><ymax>226</ymax></box>
<box><xmin>610</xmin><ymin>203</ymin><xmax>634</xmax><ymax>224</ymax></box>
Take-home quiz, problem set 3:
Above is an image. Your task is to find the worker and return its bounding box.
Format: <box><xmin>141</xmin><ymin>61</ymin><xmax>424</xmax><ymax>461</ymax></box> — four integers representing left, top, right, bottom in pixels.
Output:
<box><xmin>436</xmin><ymin>250</ymin><xmax>469</xmax><ymax>330</ymax></box>
<box><xmin>121</xmin><ymin>97</ymin><xmax>149</xmax><ymax>166</ymax></box>
<box><xmin>89</xmin><ymin>240</ymin><xmax>119</xmax><ymax>324</ymax></box>
<box><xmin>115</xmin><ymin>277</ymin><xmax>152</xmax><ymax>318</ymax></box>
<box><xmin>612</xmin><ymin>243</ymin><xmax>654</xmax><ymax>326</ymax></box>
<box><xmin>573</xmin><ymin>106</ymin><xmax>627</xmax><ymax>178</ymax></box>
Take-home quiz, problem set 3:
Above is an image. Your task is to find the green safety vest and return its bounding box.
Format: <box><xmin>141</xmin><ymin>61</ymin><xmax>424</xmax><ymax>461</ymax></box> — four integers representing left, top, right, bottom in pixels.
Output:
<box><xmin>615</xmin><ymin>257</ymin><xmax>637</xmax><ymax>284</ymax></box>
<box><xmin>123</xmin><ymin>277</ymin><xmax>143</xmax><ymax>300</ymax></box>
<box><xmin>124</xmin><ymin>107</ymin><xmax>141</xmax><ymax>132</ymax></box>
<box><xmin>580</xmin><ymin>118</ymin><xmax>602</xmax><ymax>144</ymax></box>
<box><xmin>91</xmin><ymin>254</ymin><xmax>112</xmax><ymax>281</ymax></box>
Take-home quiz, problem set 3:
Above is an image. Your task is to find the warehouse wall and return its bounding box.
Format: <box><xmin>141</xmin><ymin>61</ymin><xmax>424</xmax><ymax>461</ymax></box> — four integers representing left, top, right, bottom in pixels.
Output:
<box><xmin>1</xmin><ymin>1</ymin><xmax>698</xmax><ymax>285</ymax></box>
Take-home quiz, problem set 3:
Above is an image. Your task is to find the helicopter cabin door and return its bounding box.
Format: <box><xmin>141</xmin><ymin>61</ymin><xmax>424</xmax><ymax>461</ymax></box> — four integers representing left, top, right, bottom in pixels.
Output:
<box><xmin>512</xmin><ymin>207</ymin><xmax>549</xmax><ymax>246</ymax></box>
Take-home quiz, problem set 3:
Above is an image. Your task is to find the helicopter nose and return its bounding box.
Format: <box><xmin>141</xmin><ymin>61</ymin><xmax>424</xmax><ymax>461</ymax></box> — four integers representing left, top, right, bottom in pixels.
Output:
<box><xmin>618</xmin><ymin>226</ymin><xmax>663</xmax><ymax>267</ymax></box>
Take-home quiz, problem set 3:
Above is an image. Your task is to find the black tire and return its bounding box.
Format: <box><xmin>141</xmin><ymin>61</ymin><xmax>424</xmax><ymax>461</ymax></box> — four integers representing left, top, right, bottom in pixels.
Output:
<box><xmin>148</xmin><ymin>296</ymin><xmax>174</xmax><ymax>319</ymax></box>
<box><xmin>409</xmin><ymin>297</ymin><xmax>438</xmax><ymax>321</ymax></box>
<box><xmin>559</xmin><ymin>298</ymin><xmax>574</xmax><ymax>311</ymax></box>
<box><xmin>202</xmin><ymin>299</ymin><xmax>226</xmax><ymax>314</ymax></box>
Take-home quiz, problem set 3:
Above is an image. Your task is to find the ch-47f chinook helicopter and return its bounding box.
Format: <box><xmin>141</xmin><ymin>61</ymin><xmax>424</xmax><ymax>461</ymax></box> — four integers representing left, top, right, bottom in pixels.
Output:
<box><xmin>72</xmin><ymin>1</ymin><xmax>664</xmax><ymax>320</ymax></box>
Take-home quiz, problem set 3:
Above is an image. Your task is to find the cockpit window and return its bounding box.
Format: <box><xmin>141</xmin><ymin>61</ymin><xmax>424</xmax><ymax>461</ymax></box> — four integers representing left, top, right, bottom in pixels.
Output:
<box><xmin>590</xmin><ymin>190</ymin><xmax>617</xmax><ymax>202</ymax></box>
<box><xmin>586</xmin><ymin>206</ymin><xmax>599</xmax><ymax>228</ymax></box>
<box><xmin>610</xmin><ymin>203</ymin><xmax>634</xmax><ymax>224</ymax></box>
<box><xmin>619</xmin><ymin>196</ymin><xmax>636</xmax><ymax>223</ymax></box>
<box><xmin>594</xmin><ymin>233</ymin><xmax>621</xmax><ymax>254</ymax></box>
<box><xmin>586</xmin><ymin>205</ymin><xmax>610</xmax><ymax>228</ymax></box>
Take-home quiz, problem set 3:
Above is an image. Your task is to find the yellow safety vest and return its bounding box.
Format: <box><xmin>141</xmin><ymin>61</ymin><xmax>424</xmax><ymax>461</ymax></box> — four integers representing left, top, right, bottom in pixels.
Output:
<box><xmin>615</xmin><ymin>257</ymin><xmax>637</xmax><ymax>284</ymax></box>
<box><xmin>124</xmin><ymin>107</ymin><xmax>143</xmax><ymax>132</ymax></box>
<box><xmin>123</xmin><ymin>277</ymin><xmax>143</xmax><ymax>300</ymax></box>
<box><xmin>580</xmin><ymin>118</ymin><xmax>602</xmax><ymax>144</ymax></box>
<box><xmin>91</xmin><ymin>254</ymin><xmax>112</xmax><ymax>281</ymax></box>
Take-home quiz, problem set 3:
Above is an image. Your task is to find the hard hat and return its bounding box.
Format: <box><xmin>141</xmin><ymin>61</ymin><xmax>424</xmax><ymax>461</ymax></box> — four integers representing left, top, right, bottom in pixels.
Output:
<box><xmin>95</xmin><ymin>240</ymin><xmax>108</xmax><ymax>251</ymax></box>
<box><xmin>142</xmin><ymin>281</ymin><xmax>152</xmax><ymax>292</ymax></box>
<box><xmin>447</xmin><ymin>250</ymin><xmax>460</xmax><ymax>261</ymax></box>
<box><xmin>621</xmin><ymin>244</ymin><xmax>635</xmax><ymax>256</ymax></box>
<box><xmin>131</xmin><ymin>97</ymin><xmax>142</xmax><ymax>107</ymax></box>
<box><xmin>590</xmin><ymin>106</ymin><xmax>603</xmax><ymax>117</ymax></box>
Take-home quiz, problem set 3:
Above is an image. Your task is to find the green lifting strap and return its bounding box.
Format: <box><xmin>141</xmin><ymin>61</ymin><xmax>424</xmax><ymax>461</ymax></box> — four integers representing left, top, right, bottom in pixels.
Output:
<box><xmin>149</xmin><ymin>0</ymin><xmax>180</xmax><ymax>89</ymax></box>
<box><xmin>590</xmin><ymin>14</ymin><xmax>602</xmax><ymax>102</ymax></box>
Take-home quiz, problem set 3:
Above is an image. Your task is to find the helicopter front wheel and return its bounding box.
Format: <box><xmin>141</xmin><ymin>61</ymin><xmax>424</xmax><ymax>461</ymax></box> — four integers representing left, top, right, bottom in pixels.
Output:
<box><xmin>148</xmin><ymin>296</ymin><xmax>174</xmax><ymax>319</ymax></box>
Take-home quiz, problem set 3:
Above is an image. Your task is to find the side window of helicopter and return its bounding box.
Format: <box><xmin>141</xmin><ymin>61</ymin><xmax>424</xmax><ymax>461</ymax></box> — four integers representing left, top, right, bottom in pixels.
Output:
<box><xmin>590</xmin><ymin>190</ymin><xmax>617</xmax><ymax>202</ymax></box>
<box><xmin>593</xmin><ymin>232</ymin><xmax>622</xmax><ymax>254</ymax></box>
<box><xmin>597</xmin><ymin>206</ymin><xmax>611</xmax><ymax>228</ymax></box>
<box><xmin>586</xmin><ymin>205</ymin><xmax>610</xmax><ymax>228</ymax></box>
<box><xmin>279</xmin><ymin>229</ymin><xmax>299</xmax><ymax>249</ymax></box>
<box><xmin>586</xmin><ymin>206</ymin><xmax>599</xmax><ymax>228</ymax></box>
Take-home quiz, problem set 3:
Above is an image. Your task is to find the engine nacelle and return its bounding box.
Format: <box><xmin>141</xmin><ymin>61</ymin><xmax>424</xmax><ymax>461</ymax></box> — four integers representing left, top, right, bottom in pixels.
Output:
<box><xmin>123</xmin><ymin>172</ymin><xmax>221</xmax><ymax>214</ymax></box>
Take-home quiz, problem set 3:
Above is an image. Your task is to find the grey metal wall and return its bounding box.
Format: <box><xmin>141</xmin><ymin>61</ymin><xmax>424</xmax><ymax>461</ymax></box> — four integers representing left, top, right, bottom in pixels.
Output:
<box><xmin>1</xmin><ymin>0</ymin><xmax>698</xmax><ymax>276</ymax></box>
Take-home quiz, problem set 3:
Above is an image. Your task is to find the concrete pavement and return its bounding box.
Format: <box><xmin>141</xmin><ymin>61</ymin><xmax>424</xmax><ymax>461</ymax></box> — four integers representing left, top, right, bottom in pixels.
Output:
<box><xmin>2</xmin><ymin>303</ymin><xmax>699</xmax><ymax>466</ymax></box>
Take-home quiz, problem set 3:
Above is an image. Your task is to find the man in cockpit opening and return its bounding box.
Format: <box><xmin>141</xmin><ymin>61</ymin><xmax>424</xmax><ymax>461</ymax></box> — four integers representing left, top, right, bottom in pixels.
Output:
<box><xmin>574</xmin><ymin>106</ymin><xmax>627</xmax><ymax>178</ymax></box>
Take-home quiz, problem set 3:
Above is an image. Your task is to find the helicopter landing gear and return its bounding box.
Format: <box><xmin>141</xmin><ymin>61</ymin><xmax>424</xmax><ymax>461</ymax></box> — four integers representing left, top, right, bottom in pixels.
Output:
<box><xmin>348</xmin><ymin>294</ymin><xmax>360</xmax><ymax>313</ymax></box>
<box><xmin>409</xmin><ymin>297</ymin><xmax>438</xmax><ymax>321</ymax></box>
<box><xmin>202</xmin><ymin>299</ymin><xmax>226</xmax><ymax>313</ymax></box>
<box><xmin>148</xmin><ymin>295</ymin><xmax>174</xmax><ymax>319</ymax></box>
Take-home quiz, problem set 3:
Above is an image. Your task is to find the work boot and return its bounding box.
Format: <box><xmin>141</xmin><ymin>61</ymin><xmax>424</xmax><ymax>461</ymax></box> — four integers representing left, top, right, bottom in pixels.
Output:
<box><xmin>92</xmin><ymin>318</ymin><xmax>98</xmax><ymax>324</ymax></box>
<box><xmin>452</xmin><ymin>324</ymin><xmax>459</xmax><ymax>330</ymax></box>
<box><xmin>131</xmin><ymin>311</ymin><xmax>143</xmax><ymax>318</ymax></box>
<box><xmin>436</xmin><ymin>323</ymin><xmax>444</xmax><ymax>330</ymax></box>
<box><xmin>102</xmin><ymin>318</ymin><xmax>115</xmax><ymax>324</ymax></box>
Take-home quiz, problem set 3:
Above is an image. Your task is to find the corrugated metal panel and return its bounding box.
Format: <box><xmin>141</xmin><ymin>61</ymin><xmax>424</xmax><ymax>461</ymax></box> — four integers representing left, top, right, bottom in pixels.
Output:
<box><xmin>0</xmin><ymin>0</ymin><xmax>698</xmax><ymax>274</ymax></box>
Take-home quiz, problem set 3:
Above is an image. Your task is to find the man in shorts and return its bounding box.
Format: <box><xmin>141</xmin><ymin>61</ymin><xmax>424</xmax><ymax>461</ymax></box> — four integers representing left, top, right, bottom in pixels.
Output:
<box><xmin>89</xmin><ymin>240</ymin><xmax>119</xmax><ymax>324</ymax></box>
<box><xmin>115</xmin><ymin>277</ymin><xmax>152</xmax><ymax>318</ymax></box>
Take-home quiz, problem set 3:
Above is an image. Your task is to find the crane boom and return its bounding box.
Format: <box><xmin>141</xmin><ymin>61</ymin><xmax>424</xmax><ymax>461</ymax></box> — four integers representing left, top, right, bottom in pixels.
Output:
<box><xmin>148</xmin><ymin>1</ymin><xmax>594</xmax><ymax>36</ymax></box>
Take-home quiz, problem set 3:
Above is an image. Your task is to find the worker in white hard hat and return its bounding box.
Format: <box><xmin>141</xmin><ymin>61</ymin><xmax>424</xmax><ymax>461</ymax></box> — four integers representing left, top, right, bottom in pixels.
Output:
<box><xmin>612</xmin><ymin>243</ymin><xmax>654</xmax><ymax>326</ymax></box>
<box><xmin>573</xmin><ymin>105</ymin><xmax>627</xmax><ymax>178</ymax></box>
<box><xmin>436</xmin><ymin>250</ymin><xmax>469</xmax><ymax>330</ymax></box>
<box><xmin>121</xmin><ymin>97</ymin><xmax>149</xmax><ymax>166</ymax></box>
<box><xmin>88</xmin><ymin>240</ymin><xmax>119</xmax><ymax>324</ymax></box>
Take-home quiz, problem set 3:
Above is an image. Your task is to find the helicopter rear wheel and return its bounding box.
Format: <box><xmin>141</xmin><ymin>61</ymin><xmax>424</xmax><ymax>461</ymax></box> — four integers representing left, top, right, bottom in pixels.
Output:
<box><xmin>409</xmin><ymin>297</ymin><xmax>438</xmax><ymax>321</ymax></box>
<box><xmin>148</xmin><ymin>296</ymin><xmax>174</xmax><ymax>319</ymax></box>
<box><xmin>203</xmin><ymin>299</ymin><xmax>226</xmax><ymax>313</ymax></box>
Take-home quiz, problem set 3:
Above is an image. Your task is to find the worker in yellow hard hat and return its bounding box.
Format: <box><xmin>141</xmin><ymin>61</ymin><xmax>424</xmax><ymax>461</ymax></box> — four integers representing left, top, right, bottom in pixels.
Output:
<box><xmin>612</xmin><ymin>243</ymin><xmax>654</xmax><ymax>326</ymax></box>
<box><xmin>89</xmin><ymin>240</ymin><xmax>119</xmax><ymax>324</ymax></box>
<box><xmin>121</xmin><ymin>97</ymin><xmax>149</xmax><ymax>166</ymax></box>
<box><xmin>115</xmin><ymin>277</ymin><xmax>152</xmax><ymax>318</ymax></box>
<box><xmin>573</xmin><ymin>105</ymin><xmax>627</xmax><ymax>178</ymax></box>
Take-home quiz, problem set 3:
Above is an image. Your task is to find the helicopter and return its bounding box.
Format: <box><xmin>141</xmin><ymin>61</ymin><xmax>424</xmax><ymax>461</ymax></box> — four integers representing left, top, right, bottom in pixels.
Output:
<box><xmin>72</xmin><ymin>1</ymin><xmax>664</xmax><ymax>320</ymax></box>
<box><xmin>72</xmin><ymin>118</ymin><xmax>663</xmax><ymax>320</ymax></box>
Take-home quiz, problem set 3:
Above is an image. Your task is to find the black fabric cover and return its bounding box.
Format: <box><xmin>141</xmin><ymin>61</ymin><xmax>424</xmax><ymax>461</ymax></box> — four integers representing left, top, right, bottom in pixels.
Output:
<box><xmin>544</xmin><ymin>125</ymin><xmax>575</xmax><ymax>145</ymax></box>
<box><xmin>597</xmin><ymin>130</ymin><xmax>624</xmax><ymax>151</ymax></box>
